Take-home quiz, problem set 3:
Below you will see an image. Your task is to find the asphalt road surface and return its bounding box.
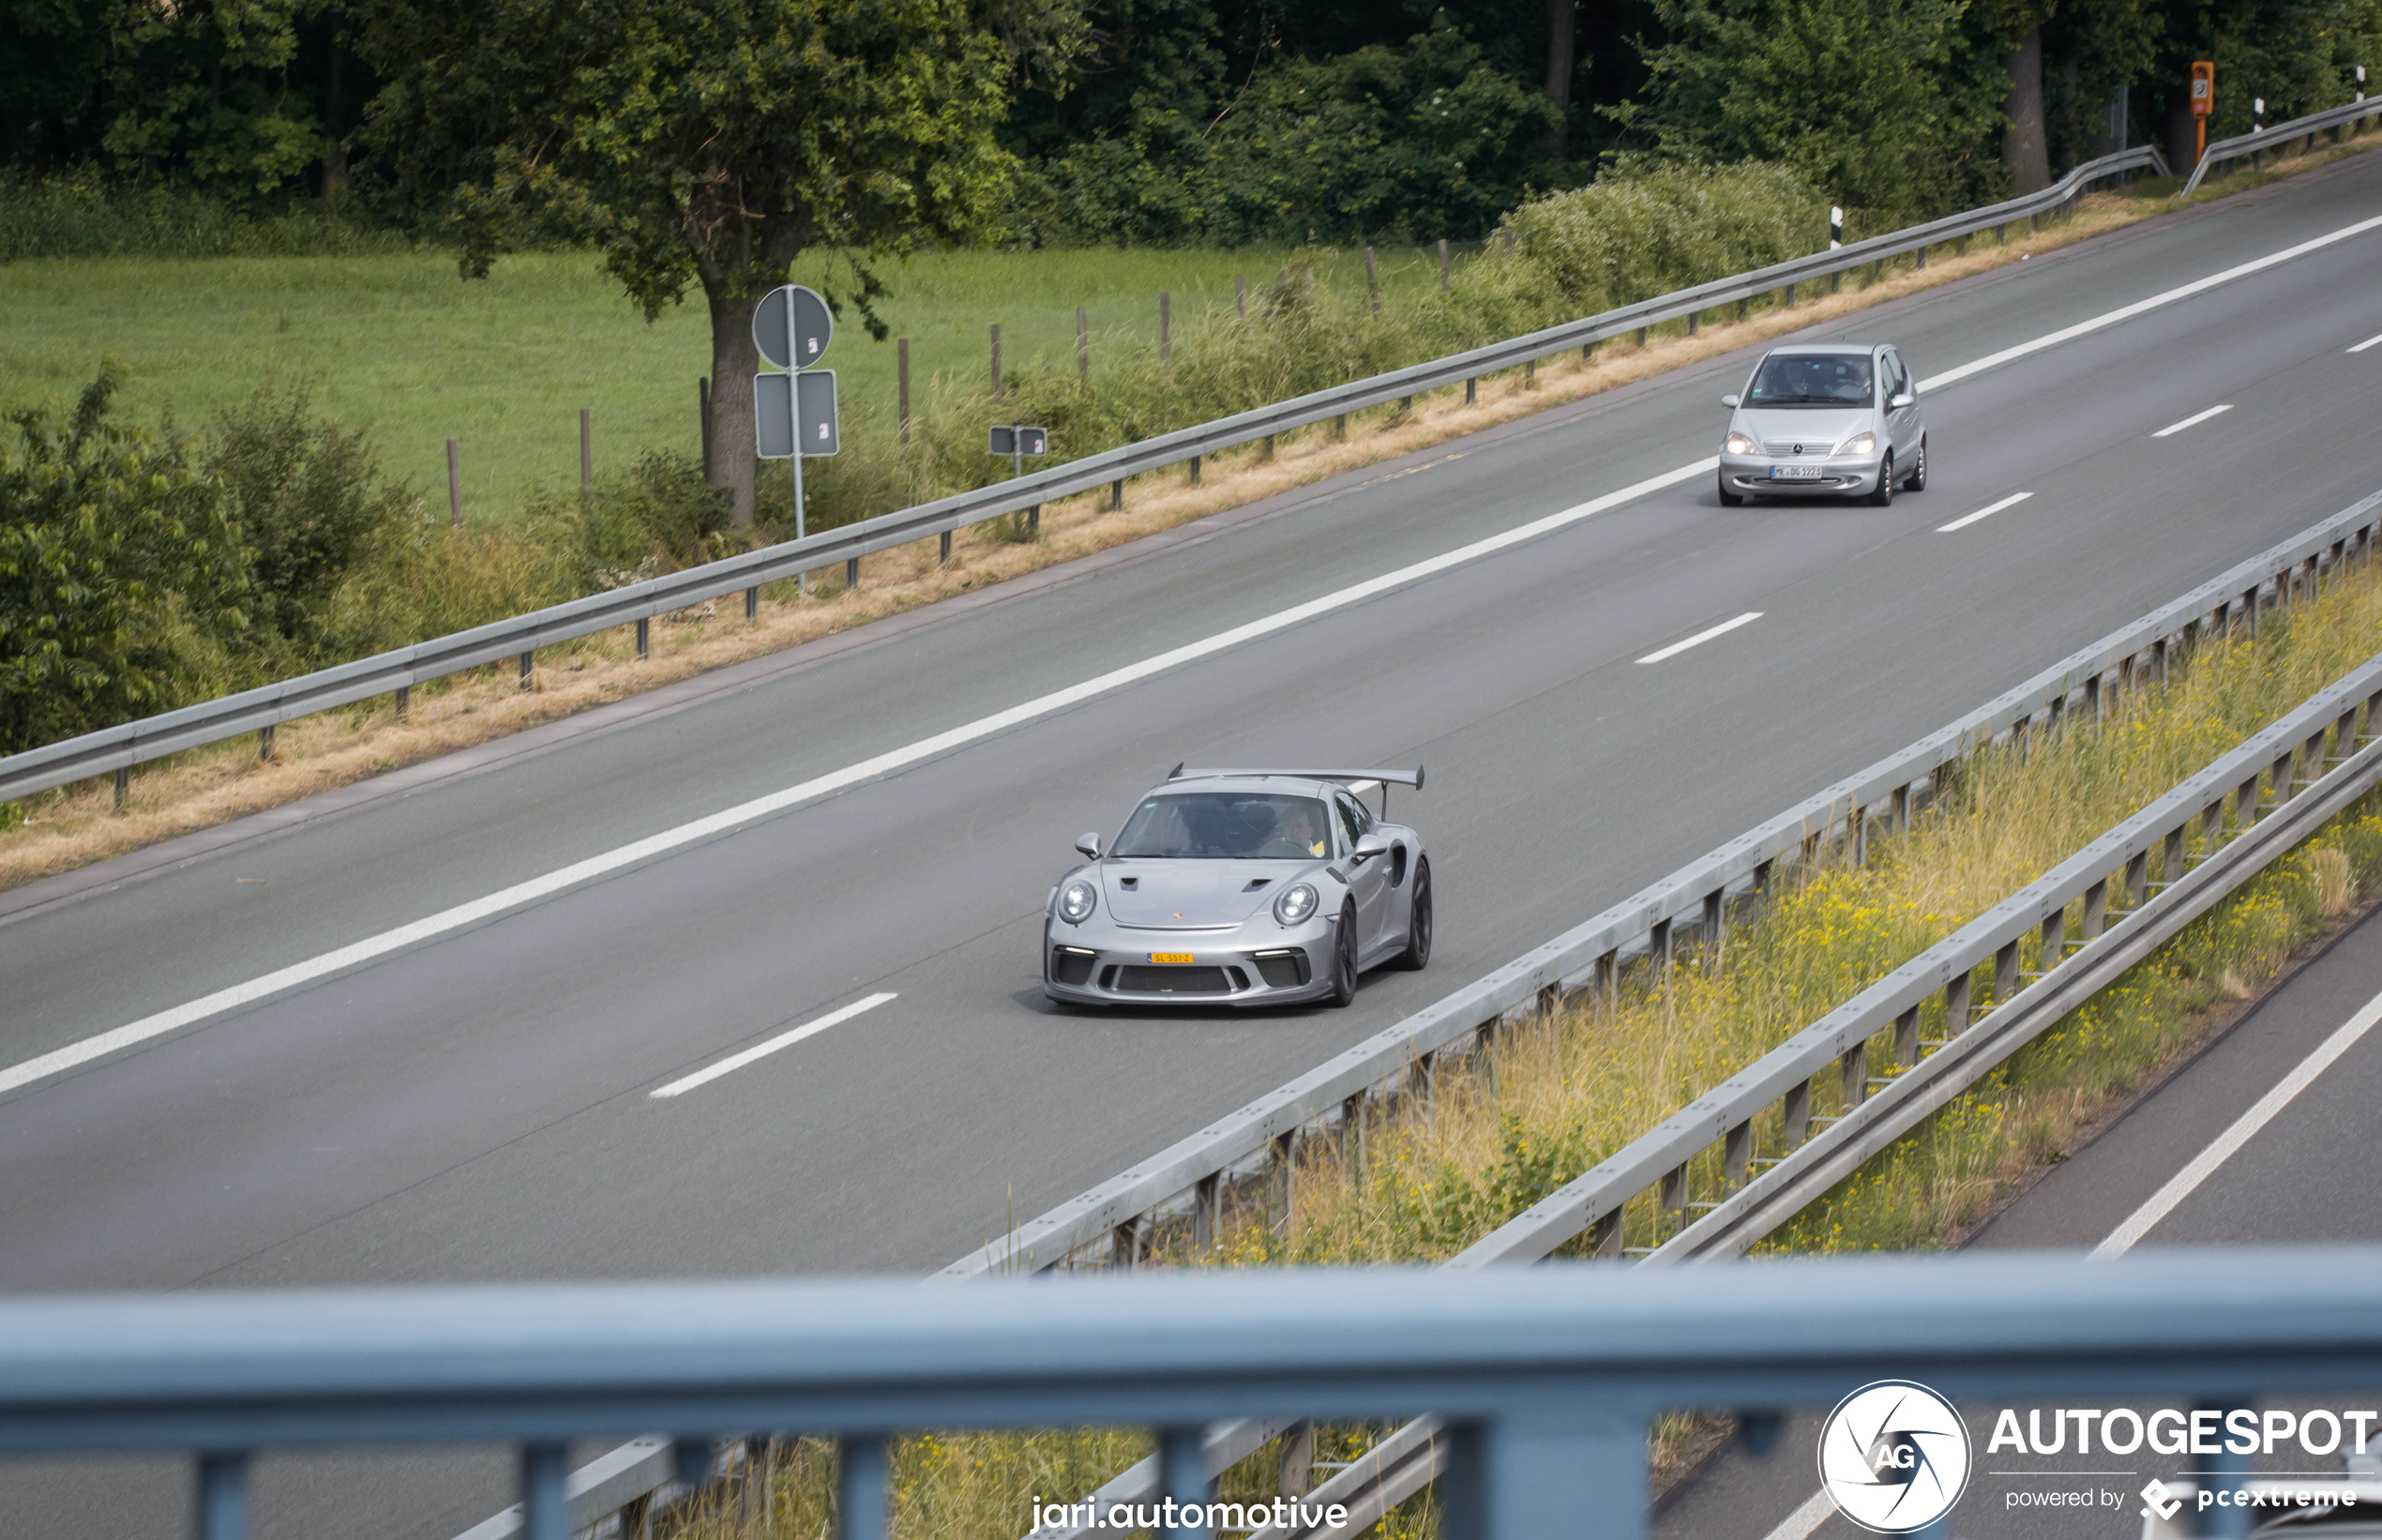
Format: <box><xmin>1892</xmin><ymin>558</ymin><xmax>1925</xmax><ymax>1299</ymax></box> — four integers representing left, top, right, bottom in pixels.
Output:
<box><xmin>1654</xmin><ymin>891</ymin><xmax>2382</xmax><ymax>1540</ymax></box>
<box><xmin>8</xmin><ymin>151</ymin><xmax>2382</xmax><ymax>1537</ymax></box>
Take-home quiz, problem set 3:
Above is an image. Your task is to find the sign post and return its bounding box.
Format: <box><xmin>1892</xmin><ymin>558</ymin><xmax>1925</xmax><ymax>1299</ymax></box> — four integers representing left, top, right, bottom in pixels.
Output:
<box><xmin>988</xmin><ymin>424</ymin><xmax>1050</xmax><ymax>535</ymax></box>
<box><xmin>2191</xmin><ymin>61</ymin><xmax>2216</xmax><ymax>168</ymax></box>
<box><xmin>753</xmin><ymin>284</ymin><xmax>837</xmax><ymax>592</ymax></box>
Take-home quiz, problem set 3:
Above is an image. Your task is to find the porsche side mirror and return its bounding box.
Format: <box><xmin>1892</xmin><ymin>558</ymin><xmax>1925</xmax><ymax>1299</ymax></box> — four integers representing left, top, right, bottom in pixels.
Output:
<box><xmin>1076</xmin><ymin>832</ymin><xmax>1103</xmax><ymax>860</ymax></box>
<box><xmin>1352</xmin><ymin>831</ymin><xmax>1392</xmax><ymax>863</ymax></box>
<box><xmin>1890</xmin><ymin>391</ymin><xmax>1916</xmax><ymax>410</ymax></box>
<box><xmin>1720</xmin><ymin>393</ymin><xmax>1741</xmax><ymax>409</ymax></box>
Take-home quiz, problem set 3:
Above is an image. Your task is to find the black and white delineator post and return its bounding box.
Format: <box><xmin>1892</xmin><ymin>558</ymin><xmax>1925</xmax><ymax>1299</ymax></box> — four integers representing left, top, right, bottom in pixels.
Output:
<box><xmin>987</xmin><ymin>424</ymin><xmax>1050</xmax><ymax>536</ymax></box>
<box><xmin>753</xmin><ymin>284</ymin><xmax>838</xmax><ymax>591</ymax></box>
<box><xmin>1829</xmin><ymin>205</ymin><xmax>1844</xmax><ymax>250</ymax></box>
<box><xmin>2359</xmin><ymin>66</ymin><xmax>2367</xmax><ymax>103</ymax></box>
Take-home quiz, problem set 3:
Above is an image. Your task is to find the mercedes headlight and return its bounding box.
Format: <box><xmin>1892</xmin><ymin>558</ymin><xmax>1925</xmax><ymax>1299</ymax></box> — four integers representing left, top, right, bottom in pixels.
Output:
<box><xmin>1724</xmin><ymin>431</ymin><xmax>1758</xmax><ymax>456</ymax></box>
<box><xmin>1834</xmin><ymin>430</ymin><xmax>1877</xmax><ymax>457</ymax></box>
<box><xmin>1274</xmin><ymin>883</ymin><xmax>1319</xmax><ymax>926</ymax></box>
<box><xmin>1059</xmin><ymin>879</ymin><xmax>1097</xmax><ymax>924</ymax></box>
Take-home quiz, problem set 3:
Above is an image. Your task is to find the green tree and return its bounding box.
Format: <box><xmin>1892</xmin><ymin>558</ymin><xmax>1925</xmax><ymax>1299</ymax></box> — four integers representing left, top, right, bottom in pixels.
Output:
<box><xmin>360</xmin><ymin>0</ymin><xmax>1068</xmax><ymax>523</ymax></box>
<box><xmin>1629</xmin><ymin>0</ymin><xmax>2007</xmax><ymax>226</ymax></box>
<box><xmin>0</xmin><ymin>362</ymin><xmax>249</xmax><ymax>755</ymax></box>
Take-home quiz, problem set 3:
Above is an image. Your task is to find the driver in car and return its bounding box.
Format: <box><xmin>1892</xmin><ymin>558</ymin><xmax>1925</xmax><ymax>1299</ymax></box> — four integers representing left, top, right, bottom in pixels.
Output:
<box><xmin>1252</xmin><ymin>798</ymin><xmax>1331</xmax><ymax>859</ymax></box>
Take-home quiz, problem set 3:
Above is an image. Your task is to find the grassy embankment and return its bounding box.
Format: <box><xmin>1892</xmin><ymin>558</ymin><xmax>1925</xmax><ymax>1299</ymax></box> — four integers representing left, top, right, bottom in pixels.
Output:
<box><xmin>642</xmin><ymin>483</ymin><xmax>2382</xmax><ymax>1540</ymax></box>
<box><xmin>5</xmin><ymin>133</ymin><xmax>2379</xmax><ymax>891</ymax></box>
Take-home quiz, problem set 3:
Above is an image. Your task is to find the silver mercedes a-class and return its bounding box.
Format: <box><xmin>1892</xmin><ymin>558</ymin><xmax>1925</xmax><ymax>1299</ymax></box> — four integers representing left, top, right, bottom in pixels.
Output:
<box><xmin>1044</xmin><ymin>766</ymin><xmax>1431</xmax><ymax>1008</ymax></box>
<box><xmin>1715</xmin><ymin>341</ymin><xmax>1927</xmax><ymax>506</ymax></box>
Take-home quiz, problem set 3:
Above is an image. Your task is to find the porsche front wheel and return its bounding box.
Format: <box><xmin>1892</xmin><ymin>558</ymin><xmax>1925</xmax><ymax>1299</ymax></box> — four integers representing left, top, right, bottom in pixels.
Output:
<box><xmin>1327</xmin><ymin>902</ymin><xmax>1359</xmax><ymax>1007</ymax></box>
<box><xmin>1393</xmin><ymin>858</ymin><xmax>1433</xmax><ymax>971</ymax></box>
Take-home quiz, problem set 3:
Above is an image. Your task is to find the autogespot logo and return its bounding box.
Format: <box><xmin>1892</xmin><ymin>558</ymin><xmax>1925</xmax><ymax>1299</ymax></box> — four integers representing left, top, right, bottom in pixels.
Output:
<box><xmin>1817</xmin><ymin>1380</ymin><xmax>1974</xmax><ymax>1533</ymax></box>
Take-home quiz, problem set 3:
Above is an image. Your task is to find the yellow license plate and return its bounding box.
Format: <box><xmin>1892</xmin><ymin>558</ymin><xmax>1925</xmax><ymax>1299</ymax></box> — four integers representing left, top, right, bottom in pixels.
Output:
<box><xmin>1148</xmin><ymin>952</ymin><xmax>1195</xmax><ymax>965</ymax></box>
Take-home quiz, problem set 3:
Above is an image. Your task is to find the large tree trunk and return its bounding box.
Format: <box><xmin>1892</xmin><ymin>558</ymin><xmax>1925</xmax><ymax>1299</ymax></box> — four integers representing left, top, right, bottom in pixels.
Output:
<box><xmin>2000</xmin><ymin>26</ymin><xmax>2050</xmax><ymax>193</ymax></box>
<box><xmin>1544</xmin><ymin>0</ymin><xmax>1576</xmax><ymax>152</ymax></box>
<box><xmin>319</xmin><ymin>16</ymin><xmax>347</xmax><ymax>199</ymax></box>
<box><xmin>704</xmin><ymin>279</ymin><xmax>761</xmax><ymax>525</ymax></box>
<box><xmin>2054</xmin><ymin>52</ymin><xmax>2080</xmax><ymax>168</ymax></box>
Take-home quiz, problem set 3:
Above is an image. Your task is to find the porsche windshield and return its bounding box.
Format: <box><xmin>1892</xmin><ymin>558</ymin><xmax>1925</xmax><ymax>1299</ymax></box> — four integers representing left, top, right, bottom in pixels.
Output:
<box><xmin>1111</xmin><ymin>793</ymin><xmax>1334</xmax><ymax>859</ymax></box>
<box><xmin>1746</xmin><ymin>353</ymin><xmax>1874</xmax><ymax>407</ymax></box>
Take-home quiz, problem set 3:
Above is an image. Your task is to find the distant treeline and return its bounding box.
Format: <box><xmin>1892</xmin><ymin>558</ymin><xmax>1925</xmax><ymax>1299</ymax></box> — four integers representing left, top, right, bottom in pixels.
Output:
<box><xmin>4</xmin><ymin>0</ymin><xmax>2376</xmax><ymax>252</ymax></box>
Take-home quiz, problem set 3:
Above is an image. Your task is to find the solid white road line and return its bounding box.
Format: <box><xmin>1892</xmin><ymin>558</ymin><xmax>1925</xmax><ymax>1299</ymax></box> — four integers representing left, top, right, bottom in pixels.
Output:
<box><xmin>2090</xmin><ymin>984</ymin><xmax>2382</xmax><ymax>1256</ymax></box>
<box><xmin>2348</xmin><ymin>332</ymin><xmax>2382</xmax><ymax>354</ymax></box>
<box><xmin>649</xmin><ymin>993</ymin><xmax>896</xmax><ymax>1099</ymax></box>
<box><xmin>1937</xmin><ymin>491</ymin><xmax>2033</xmax><ymax>533</ymax></box>
<box><xmin>1637</xmin><ymin>611</ymin><xmax>1763</xmax><ymax>664</ymax></box>
<box><xmin>1913</xmin><ymin>210</ymin><xmax>2382</xmax><ymax>393</ymax></box>
<box><xmin>1760</xmin><ymin>983</ymin><xmax>2382</xmax><ymax>1540</ymax></box>
<box><xmin>21</xmin><ymin>208</ymin><xmax>2382</xmax><ymax>1100</ymax></box>
<box><xmin>2152</xmin><ymin>403</ymin><xmax>2235</xmax><ymax>438</ymax></box>
<box><xmin>0</xmin><ymin>458</ymin><xmax>1711</xmax><ymax>1101</ymax></box>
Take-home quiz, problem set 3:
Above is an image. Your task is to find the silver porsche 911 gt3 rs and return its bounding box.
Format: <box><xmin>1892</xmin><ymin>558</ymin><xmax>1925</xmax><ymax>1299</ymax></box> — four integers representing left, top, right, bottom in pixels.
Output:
<box><xmin>1044</xmin><ymin>766</ymin><xmax>1432</xmax><ymax>1008</ymax></box>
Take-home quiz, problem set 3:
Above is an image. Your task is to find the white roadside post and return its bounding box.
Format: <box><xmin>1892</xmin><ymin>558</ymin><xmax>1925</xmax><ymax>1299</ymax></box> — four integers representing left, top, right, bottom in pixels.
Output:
<box><xmin>1829</xmin><ymin>205</ymin><xmax>1843</xmax><ymax>249</ymax></box>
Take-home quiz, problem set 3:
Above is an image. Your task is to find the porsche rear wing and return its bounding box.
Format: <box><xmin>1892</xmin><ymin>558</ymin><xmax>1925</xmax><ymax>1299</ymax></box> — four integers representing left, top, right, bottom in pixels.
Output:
<box><xmin>1168</xmin><ymin>764</ymin><xmax>1423</xmax><ymax>788</ymax></box>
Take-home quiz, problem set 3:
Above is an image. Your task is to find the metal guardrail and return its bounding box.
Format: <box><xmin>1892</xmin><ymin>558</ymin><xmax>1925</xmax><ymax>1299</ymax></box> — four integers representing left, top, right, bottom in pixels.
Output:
<box><xmin>20</xmin><ymin>1249</ymin><xmax>2382</xmax><ymax>1540</ymax></box>
<box><xmin>0</xmin><ymin>146</ymin><xmax>2166</xmax><ymax>808</ymax></box>
<box><xmin>1263</xmin><ymin>642</ymin><xmax>2382</xmax><ymax>1538</ymax></box>
<box><xmin>942</xmin><ymin>490</ymin><xmax>2382</xmax><ymax>1282</ymax></box>
<box><xmin>2180</xmin><ymin>95</ymin><xmax>2382</xmax><ymax>196</ymax></box>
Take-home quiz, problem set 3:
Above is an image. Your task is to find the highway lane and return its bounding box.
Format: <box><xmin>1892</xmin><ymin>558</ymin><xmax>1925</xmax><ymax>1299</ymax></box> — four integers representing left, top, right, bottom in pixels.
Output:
<box><xmin>1652</xmin><ymin>844</ymin><xmax>2382</xmax><ymax>1540</ymax></box>
<box><xmin>5</xmin><ymin>151</ymin><xmax>2382</xmax><ymax>1538</ymax></box>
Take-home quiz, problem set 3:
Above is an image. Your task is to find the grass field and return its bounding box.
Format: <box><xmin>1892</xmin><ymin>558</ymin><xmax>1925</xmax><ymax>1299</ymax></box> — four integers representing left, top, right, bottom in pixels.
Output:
<box><xmin>0</xmin><ymin>241</ymin><xmax>1458</xmax><ymax>514</ymax></box>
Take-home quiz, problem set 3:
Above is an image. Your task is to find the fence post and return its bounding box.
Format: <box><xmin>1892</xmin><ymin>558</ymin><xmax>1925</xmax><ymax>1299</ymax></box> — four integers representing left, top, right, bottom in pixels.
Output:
<box><xmin>990</xmin><ymin>324</ymin><xmax>1003</xmax><ymax>400</ymax></box>
<box><xmin>1236</xmin><ymin>275</ymin><xmax>1247</xmax><ymax>317</ymax></box>
<box><xmin>1160</xmin><ymin>292</ymin><xmax>1171</xmax><ymax>366</ymax></box>
<box><xmin>897</xmin><ymin>340</ymin><xmax>911</xmax><ymax>445</ymax></box>
<box><xmin>580</xmin><ymin>408</ymin><xmax>592</xmax><ymax>488</ymax></box>
<box><xmin>1364</xmin><ymin>247</ymin><xmax>1380</xmax><ymax>313</ymax></box>
<box><xmin>1439</xmin><ymin>238</ymin><xmax>1451</xmax><ymax>291</ymax></box>
<box><xmin>1077</xmin><ymin>308</ymin><xmax>1091</xmax><ymax>389</ymax></box>
<box><xmin>446</xmin><ymin>437</ymin><xmax>461</xmax><ymax>528</ymax></box>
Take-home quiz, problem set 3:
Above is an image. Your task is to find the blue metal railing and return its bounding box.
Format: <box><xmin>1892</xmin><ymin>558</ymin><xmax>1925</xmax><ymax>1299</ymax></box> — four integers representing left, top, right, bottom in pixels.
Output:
<box><xmin>8</xmin><ymin>1248</ymin><xmax>2382</xmax><ymax>1540</ymax></box>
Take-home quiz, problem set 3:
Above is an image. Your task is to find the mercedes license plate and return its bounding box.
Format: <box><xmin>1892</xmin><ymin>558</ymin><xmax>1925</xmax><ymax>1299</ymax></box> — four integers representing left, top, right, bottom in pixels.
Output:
<box><xmin>1148</xmin><ymin>952</ymin><xmax>1194</xmax><ymax>964</ymax></box>
<box><xmin>1769</xmin><ymin>464</ymin><xmax>1823</xmax><ymax>480</ymax></box>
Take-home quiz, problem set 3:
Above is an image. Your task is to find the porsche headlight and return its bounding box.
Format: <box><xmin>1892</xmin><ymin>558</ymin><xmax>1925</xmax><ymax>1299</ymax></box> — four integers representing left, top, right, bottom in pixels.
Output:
<box><xmin>1724</xmin><ymin>430</ymin><xmax>1758</xmax><ymax>456</ymax></box>
<box><xmin>1059</xmin><ymin>879</ymin><xmax>1097</xmax><ymax>924</ymax></box>
<box><xmin>1834</xmin><ymin>430</ymin><xmax>1877</xmax><ymax>457</ymax></box>
<box><xmin>1274</xmin><ymin>883</ymin><xmax>1319</xmax><ymax>926</ymax></box>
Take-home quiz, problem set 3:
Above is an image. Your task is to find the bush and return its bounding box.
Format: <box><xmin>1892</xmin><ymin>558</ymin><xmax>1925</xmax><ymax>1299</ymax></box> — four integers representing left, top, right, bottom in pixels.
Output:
<box><xmin>0</xmin><ymin>167</ymin><xmax>419</xmax><ymax>262</ymax></box>
<box><xmin>205</xmin><ymin>383</ymin><xmax>415</xmax><ymax>665</ymax></box>
<box><xmin>0</xmin><ymin>360</ymin><xmax>250</xmax><ymax>754</ymax></box>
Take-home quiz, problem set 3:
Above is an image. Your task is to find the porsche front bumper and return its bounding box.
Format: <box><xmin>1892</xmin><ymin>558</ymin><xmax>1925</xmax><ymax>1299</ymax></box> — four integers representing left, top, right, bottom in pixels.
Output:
<box><xmin>1042</xmin><ymin>917</ymin><xmax>1338</xmax><ymax>1007</ymax></box>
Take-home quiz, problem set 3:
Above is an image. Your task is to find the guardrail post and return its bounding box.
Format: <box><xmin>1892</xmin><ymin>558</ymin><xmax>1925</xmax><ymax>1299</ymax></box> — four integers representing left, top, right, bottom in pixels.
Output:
<box><xmin>2368</xmin><ymin>686</ymin><xmax>2382</xmax><ymax>741</ymax></box>
<box><xmin>1702</xmin><ymin>887</ymin><xmax>1725</xmax><ymax>970</ymax></box>
<box><xmin>2237</xmin><ymin>773</ymin><xmax>2262</xmax><ymax>828</ymax></box>
<box><xmin>2336</xmin><ymin>708</ymin><xmax>2360</xmax><ymax>766</ymax></box>
<box><xmin>195</xmin><ymin>1452</ymin><xmax>248</xmax><ymax>1540</ymax></box>
<box><xmin>743</xmin><ymin>1435</ymin><xmax>775</xmax><ymax>1528</ymax></box>
<box><xmin>1840</xmin><ymin>1041</ymin><xmax>1867</xmax><ymax>1108</ymax></box>
<box><xmin>2202</xmin><ymin>798</ymin><xmax>2224</xmax><ymax>856</ymax></box>
<box><xmin>1831</xmin><ymin>271</ymin><xmax>1842</xmax><ymax>294</ymax></box>
<box><xmin>1783</xmin><ymin>280</ymin><xmax>1795</xmax><ymax>307</ymax></box>
<box><xmin>1595</xmin><ymin>950</ymin><xmax>1618</xmax><ymax>1015</ymax></box>
<box><xmin>1194</xmin><ymin>1173</ymin><xmax>1219</xmax><ymax>1249</ymax></box>
<box><xmin>1111</xmin><ymin>1215</ymin><xmax>1142</xmax><ymax>1270</ymax></box>
<box><xmin>940</xmin><ymin>531</ymin><xmax>953</xmax><ymax>564</ymax></box>
<box><xmin>2304</xmin><ymin>729</ymin><xmax>2329</xmax><ymax>786</ymax></box>
<box><xmin>1111</xmin><ymin>479</ymin><xmax>1124</xmax><ymax>510</ymax></box>
<box><xmin>1412</xmin><ymin>1050</ymin><xmax>1438</xmax><ymax>1132</ymax></box>
<box><xmin>1272</xmin><ymin>1130</ymin><xmax>1298</xmax><ymax>1229</ymax></box>
<box><xmin>2196</xmin><ymin>1403</ymin><xmax>2254</xmax><ymax>1540</ymax></box>
<box><xmin>1279</xmin><ymin>1421</ymin><xmax>1314</xmax><ymax>1499</ymax></box>
<box><xmin>746</xmin><ymin>585</ymin><xmax>759</xmax><ymax>622</ymax></box>
<box><xmin>2041</xmin><ymin>906</ymin><xmax>2066</xmax><ymax>967</ymax></box>
<box><xmin>1341</xmin><ymin>1091</ymin><xmax>1367</xmax><ymax>1180</ymax></box>
<box><xmin>1635</xmin><ymin>326</ymin><xmax>1647</xmax><ymax>347</ymax></box>
<box><xmin>2123</xmin><ymin>851</ymin><xmax>2148</xmax><ymax>909</ymax></box>
<box><xmin>1784</xmin><ymin>1079</ymin><xmax>1811</xmax><ymax>1145</ymax></box>
<box><xmin>1475</xmin><ymin>1019</ymin><xmax>1500</xmax><ymax>1099</ymax></box>
<box><xmin>1466</xmin><ymin>378</ymin><xmax>1477</xmax><ymax>405</ymax></box>
<box><xmin>1916</xmin><ymin>243</ymin><xmax>1927</xmax><ymax>268</ymax></box>
<box><xmin>395</xmin><ymin>685</ymin><xmax>409</xmax><ymax>719</ymax></box>
<box><xmin>113</xmin><ymin>766</ymin><xmax>128</xmax><ymax>811</ymax></box>
<box><xmin>2085</xmin><ymin>672</ymin><xmax>2101</xmax><ymax>721</ymax></box>
<box><xmin>2273</xmin><ymin>747</ymin><xmax>2298</xmax><ymax>805</ymax></box>
<box><xmin>837</xmin><ymin>1434</ymin><xmax>889</xmax><ymax>1540</ymax></box>
<box><xmin>1725</xmin><ymin>1120</ymin><xmax>1752</xmax><ymax>1186</ymax></box>
<box><xmin>1850</xmin><ymin>803</ymin><xmax>1867</xmax><ymax>865</ymax></box>
<box><xmin>1945</xmin><ymin>970</ymin><xmax>1972</xmax><ymax>1032</ymax></box>
<box><xmin>1894</xmin><ymin>1006</ymin><xmax>1920</xmax><ymax>1067</ymax></box>
<box><xmin>259</xmin><ymin>724</ymin><xmax>275</xmax><ymax>762</ymax></box>
<box><xmin>1688</xmin><ymin>310</ymin><xmax>1697</xmax><ymax>337</ymax></box>
<box><xmin>1892</xmin><ymin>783</ymin><xmax>1910</xmax><ymax>837</ymax></box>
<box><xmin>519</xmin><ymin>651</ymin><xmax>533</xmax><ymax>689</ymax></box>
<box><xmin>1993</xmin><ymin>939</ymin><xmax>2019</xmax><ymax>1005</ymax></box>
<box><xmin>635</xmin><ymin>617</ymin><xmax>650</xmax><ymax>659</ymax></box>
<box><xmin>1161</xmin><ymin>1427</ymin><xmax>1214</xmax><ymax>1537</ymax></box>
<box><xmin>1661</xmin><ymin>1164</ymin><xmax>1689</xmax><ymax>1224</ymax></box>
<box><xmin>1651</xmin><ymin>917</ymin><xmax>1673</xmax><ymax>986</ymax></box>
<box><xmin>2152</xmin><ymin>636</ymin><xmax>2167</xmax><ymax>685</ymax></box>
<box><xmin>2162</xmin><ymin>825</ymin><xmax>2185</xmax><ymax>887</ymax></box>
<box><xmin>847</xmin><ymin>556</ymin><xmax>862</xmax><ymax>589</ymax></box>
<box><xmin>1589</xmin><ymin>1208</ymin><xmax>1622</xmax><ymax>1258</ymax></box>
<box><xmin>521</xmin><ymin>1442</ymin><xmax>568</xmax><ymax>1540</ymax></box>
<box><xmin>618</xmin><ymin>1491</ymin><xmax>652</xmax><ymax>1540</ymax></box>
<box><xmin>1735</xmin><ymin>298</ymin><xmax>1747</xmax><ymax>321</ymax></box>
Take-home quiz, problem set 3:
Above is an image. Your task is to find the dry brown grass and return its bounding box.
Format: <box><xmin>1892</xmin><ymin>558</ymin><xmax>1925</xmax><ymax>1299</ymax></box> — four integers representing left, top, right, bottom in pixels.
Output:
<box><xmin>9</xmin><ymin>132</ymin><xmax>2378</xmax><ymax>895</ymax></box>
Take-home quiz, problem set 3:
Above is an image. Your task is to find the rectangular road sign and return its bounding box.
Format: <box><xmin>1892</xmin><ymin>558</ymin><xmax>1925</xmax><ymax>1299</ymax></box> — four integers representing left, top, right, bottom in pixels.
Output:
<box><xmin>988</xmin><ymin>425</ymin><xmax>1048</xmax><ymax>457</ymax></box>
<box><xmin>755</xmin><ymin>370</ymin><xmax>839</xmax><ymax>459</ymax></box>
